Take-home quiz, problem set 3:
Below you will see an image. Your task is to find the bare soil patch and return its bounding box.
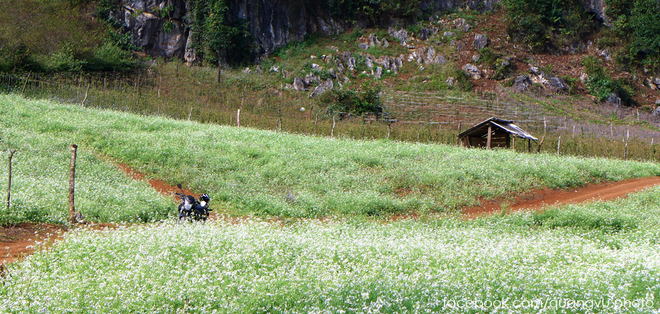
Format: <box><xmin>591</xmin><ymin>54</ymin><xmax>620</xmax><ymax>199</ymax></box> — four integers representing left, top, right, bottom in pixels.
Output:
<box><xmin>116</xmin><ymin>163</ymin><xmax>199</xmax><ymax>199</ymax></box>
<box><xmin>463</xmin><ymin>176</ymin><xmax>660</xmax><ymax>218</ymax></box>
<box><xmin>1</xmin><ymin>223</ymin><xmax>66</xmax><ymax>265</ymax></box>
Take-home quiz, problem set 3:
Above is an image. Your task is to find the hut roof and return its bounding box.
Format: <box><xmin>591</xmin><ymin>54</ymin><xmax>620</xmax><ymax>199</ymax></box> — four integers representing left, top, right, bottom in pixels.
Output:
<box><xmin>458</xmin><ymin>117</ymin><xmax>538</xmax><ymax>141</ymax></box>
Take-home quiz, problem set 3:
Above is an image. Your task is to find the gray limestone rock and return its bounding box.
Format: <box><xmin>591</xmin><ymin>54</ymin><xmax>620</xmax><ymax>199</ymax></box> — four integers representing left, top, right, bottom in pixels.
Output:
<box><xmin>309</xmin><ymin>85</ymin><xmax>325</xmax><ymax>98</ymax></box>
<box><xmin>375</xmin><ymin>67</ymin><xmax>383</xmax><ymax>79</ymax></box>
<box><xmin>512</xmin><ymin>75</ymin><xmax>532</xmax><ymax>92</ymax></box>
<box><xmin>346</xmin><ymin>57</ymin><xmax>356</xmax><ymax>71</ymax></box>
<box><xmin>607</xmin><ymin>93</ymin><xmax>621</xmax><ymax>105</ymax></box>
<box><xmin>463</xmin><ymin>63</ymin><xmax>481</xmax><ymax>79</ymax></box>
<box><xmin>293</xmin><ymin>77</ymin><xmax>305</xmax><ymax>91</ymax></box>
<box><xmin>547</xmin><ymin>77</ymin><xmax>569</xmax><ymax>92</ymax></box>
<box><xmin>474</xmin><ymin>34</ymin><xmax>489</xmax><ymax>50</ymax></box>
<box><xmin>389</xmin><ymin>28</ymin><xmax>409</xmax><ymax>43</ymax></box>
<box><xmin>322</xmin><ymin>78</ymin><xmax>334</xmax><ymax>90</ymax></box>
<box><xmin>453</xmin><ymin>18</ymin><xmax>471</xmax><ymax>32</ymax></box>
<box><xmin>365</xmin><ymin>57</ymin><xmax>374</xmax><ymax>68</ymax></box>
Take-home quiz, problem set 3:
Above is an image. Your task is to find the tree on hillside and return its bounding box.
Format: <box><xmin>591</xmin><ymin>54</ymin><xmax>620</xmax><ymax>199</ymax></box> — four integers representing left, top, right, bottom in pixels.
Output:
<box><xmin>191</xmin><ymin>0</ymin><xmax>254</xmax><ymax>82</ymax></box>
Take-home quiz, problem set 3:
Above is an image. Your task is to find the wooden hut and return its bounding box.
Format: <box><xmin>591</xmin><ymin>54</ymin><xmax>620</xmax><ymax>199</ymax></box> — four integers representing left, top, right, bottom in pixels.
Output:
<box><xmin>458</xmin><ymin>117</ymin><xmax>537</xmax><ymax>149</ymax></box>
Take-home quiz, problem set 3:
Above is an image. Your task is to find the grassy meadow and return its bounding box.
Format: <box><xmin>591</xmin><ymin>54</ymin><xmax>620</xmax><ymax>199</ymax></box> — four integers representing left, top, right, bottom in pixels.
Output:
<box><xmin>2</xmin><ymin>94</ymin><xmax>660</xmax><ymax>312</ymax></box>
<box><xmin>1</xmin><ymin>93</ymin><xmax>660</xmax><ymax>224</ymax></box>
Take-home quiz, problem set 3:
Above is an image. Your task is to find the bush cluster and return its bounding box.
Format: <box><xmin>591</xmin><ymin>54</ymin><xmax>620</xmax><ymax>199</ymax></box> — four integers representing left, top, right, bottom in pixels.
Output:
<box><xmin>504</xmin><ymin>0</ymin><xmax>599</xmax><ymax>53</ymax></box>
<box><xmin>318</xmin><ymin>85</ymin><xmax>383</xmax><ymax>116</ymax></box>
<box><xmin>189</xmin><ymin>0</ymin><xmax>256</xmax><ymax>67</ymax></box>
<box><xmin>582</xmin><ymin>56</ymin><xmax>635</xmax><ymax>106</ymax></box>
<box><xmin>477</xmin><ymin>48</ymin><xmax>514</xmax><ymax>80</ymax></box>
<box><xmin>606</xmin><ymin>0</ymin><xmax>660</xmax><ymax>72</ymax></box>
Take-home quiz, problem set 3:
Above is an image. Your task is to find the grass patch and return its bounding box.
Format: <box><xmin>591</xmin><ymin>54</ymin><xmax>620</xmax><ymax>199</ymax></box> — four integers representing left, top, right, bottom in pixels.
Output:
<box><xmin>2</xmin><ymin>93</ymin><xmax>660</xmax><ymax>222</ymax></box>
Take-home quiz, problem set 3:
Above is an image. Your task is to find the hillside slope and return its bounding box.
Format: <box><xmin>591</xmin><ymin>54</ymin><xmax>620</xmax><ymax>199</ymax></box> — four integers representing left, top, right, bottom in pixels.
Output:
<box><xmin>2</xmin><ymin>93</ymin><xmax>659</xmax><ymax>224</ymax></box>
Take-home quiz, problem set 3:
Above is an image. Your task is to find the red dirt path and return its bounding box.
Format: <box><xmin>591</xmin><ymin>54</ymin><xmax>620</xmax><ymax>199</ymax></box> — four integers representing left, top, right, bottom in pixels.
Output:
<box><xmin>463</xmin><ymin>176</ymin><xmax>660</xmax><ymax>218</ymax></box>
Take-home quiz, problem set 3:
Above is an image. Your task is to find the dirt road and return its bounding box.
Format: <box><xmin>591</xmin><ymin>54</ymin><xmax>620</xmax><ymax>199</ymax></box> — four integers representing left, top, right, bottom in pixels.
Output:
<box><xmin>463</xmin><ymin>176</ymin><xmax>660</xmax><ymax>217</ymax></box>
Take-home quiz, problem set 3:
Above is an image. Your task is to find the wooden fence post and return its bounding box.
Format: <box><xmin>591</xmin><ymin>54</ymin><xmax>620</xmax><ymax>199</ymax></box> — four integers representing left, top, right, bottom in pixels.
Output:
<box><xmin>486</xmin><ymin>125</ymin><xmax>492</xmax><ymax>149</ymax></box>
<box><xmin>21</xmin><ymin>71</ymin><xmax>31</xmax><ymax>96</ymax></box>
<box><xmin>69</xmin><ymin>144</ymin><xmax>78</xmax><ymax>223</ymax></box>
<box><xmin>556</xmin><ymin>136</ymin><xmax>561</xmax><ymax>155</ymax></box>
<box><xmin>331</xmin><ymin>116</ymin><xmax>336</xmax><ymax>138</ymax></box>
<box><xmin>456</xmin><ymin>122</ymin><xmax>462</xmax><ymax>146</ymax></box>
<box><xmin>387</xmin><ymin>121</ymin><xmax>392</xmax><ymax>139</ymax></box>
<box><xmin>537</xmin><ymin>117</ymin><xmax>547</xmax><ymax>153</ymax></box>
<box><xmin>6</xmin><ymin>149</ymin><xmax>16</xmax><ymax>210</ymax></box>
<box><xmin>624</xmin><ymin>129</ymin><xmax>629</xmax><ymax>160</ymax></box>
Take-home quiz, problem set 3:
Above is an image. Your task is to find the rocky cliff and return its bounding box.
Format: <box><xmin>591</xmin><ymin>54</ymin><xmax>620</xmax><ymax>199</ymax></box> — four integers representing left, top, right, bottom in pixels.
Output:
<box><xmin>112</xmin><ymin>0</ymin><xmax>607</xmax><ymax>63</ymax></box>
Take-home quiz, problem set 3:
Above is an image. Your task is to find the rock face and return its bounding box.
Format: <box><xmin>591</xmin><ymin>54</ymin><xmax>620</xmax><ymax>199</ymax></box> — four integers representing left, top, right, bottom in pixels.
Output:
<box><xmin>112</xmin><ymin>0</ymin><xmax>609</xmax><ymax>61</ymax></box>
<box><xmin>113</xmin><ymin>0</ymin><xmax>189</xmax><ymax>59</ymax></box>
<box><xmin>580</xmin><ymin>0</ymin><xmax>607</xmax><ymax>23</ymax></box>
<box><xmin>513</xmin><ymin>75</ymin><xmax>532</xmax><ymax>92</ymax></box>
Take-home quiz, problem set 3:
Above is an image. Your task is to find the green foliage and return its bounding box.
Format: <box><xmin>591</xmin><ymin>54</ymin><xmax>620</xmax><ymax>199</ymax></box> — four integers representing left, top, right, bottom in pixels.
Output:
<box><xmin>94</xmin><ymin>0</ymin><xmax>121</xmax><ymax>26</ymax></box>
<box><xmin>345</xmin><ymin>27</ymin><xmax>363</xmax><ymax>42</ymax></box>
<box><xmin>0</xmin><ymin>45</ymin><xmax>40</xmax><ymax>72</ymax></box>
<box><xmin>504</xmin><ymin>0</ymin><xmax>599</xmax><ymax>52</ymax></box>
<box><xmin>628</xmin><ymin>0</ymin><xmax>660</xmax><ymax>70</ymax></box>
<box><xmin>560</xmin><ymin>75</ymin><xmax>579</xmax><ymax>94</ymax></box>
<box><xmin>451</xmin><ymin>67</ymin><xmax>474</xmax><ymax>91</ymax></box>
<box><xmin>318</xmin><ymin>85</ymin><xmax>383</xmax><ymax>116</ymax></box>
<box><xmin>0</xmin><ymin>0</ymin><xmax>135</xmax><ymax>73</ymax></box>
<box><xmin>85</xmin><ymin>42</ymin><xmax>135</xmax><ymax>72</ymax></box>
<box><xmin>606</xmin><ymin>0</ymin><xmax>660</xmax><ymax>72</ymax></box>
<box><xmin>191</xmin><ymin>0</ymin><xmax>255</xmax><ymax>66</ymax></box>
<box><xmin>582</xmin><ymin>56</ymin><xmax>635</xmax><ymax>106</ymax></box>
<box><xmin>47</xmin><ymin>45</ymin><xmax>86</xmax><ymax>72</ymax></box>
<box><xmin>273</xmin><ymin>34</ymin><xmax>320</xmax><ymax>60</ymax></box>
<box><xmin>477</xmin><ymin>48</ymin><xmax>514</xmax><ymax>80</ymax></box>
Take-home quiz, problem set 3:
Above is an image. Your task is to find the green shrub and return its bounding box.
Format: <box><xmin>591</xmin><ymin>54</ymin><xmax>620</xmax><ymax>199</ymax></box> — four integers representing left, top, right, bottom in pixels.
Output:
<box><xmin>0</xmin><ymin>44</ymin><xmax>39</xmax><ymax>72</ymax></box>
<box><xmin>318</xmin><ymin>85</ymin><xmax>383</xmax><ymax>116</ymax></box>
<box><xmin>47</xmin><ymin>45</ymin><xmax>86</xmax><ymax>72</ymax></box>
<box><xmin>84</xmin><ymin>42</ymin><xmax>135</xmax><ymax>72</ymax></box>
<box><xmin>451</xmin><ymin>67</ymin><xmax>474</xmax><ymax>91</ymax></box>
<box><xmin>189</xmin><ymin>0</ymin><xmax>255</xmax><ymax>67</ymax></box>
<box><xmin>606</xmin><ymin>0</ymin><xmax>660</xmax><ymax>72</ymax></box>
<box><xmin>582</xmin><ymin>56</ymin><xmax>635</xmax><ymax>106</ymax></box>
<box><xmin>477</xmin><ymin>48</ymin><xmax>514</xmax><ymax>80</ymax></box>
<box><xmin>504</xmin><ymin>0</ymin><xmax>598</xmax><ymax>52</ymax></box>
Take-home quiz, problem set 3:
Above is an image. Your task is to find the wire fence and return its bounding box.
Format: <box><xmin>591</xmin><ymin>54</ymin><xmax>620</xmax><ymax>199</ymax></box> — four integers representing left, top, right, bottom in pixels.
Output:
<box><xmin>2</xmin><ymin>70</ymin><xmax>660</xmax><ymax>161</ymax></box>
